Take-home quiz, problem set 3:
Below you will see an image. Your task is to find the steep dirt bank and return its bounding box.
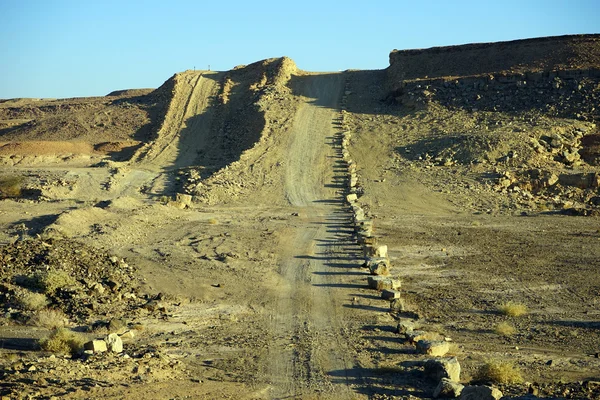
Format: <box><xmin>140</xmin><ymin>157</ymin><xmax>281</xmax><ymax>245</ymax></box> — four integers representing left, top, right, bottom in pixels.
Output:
<box><xmin>130</xmin><ymin>57</ymin><xmax>298</xmax><ymax>195</ymax></box>
<box><xmin>387</xmin><ymin>34</ymin><xmax>600</xmax><ymax>85</ymax></box>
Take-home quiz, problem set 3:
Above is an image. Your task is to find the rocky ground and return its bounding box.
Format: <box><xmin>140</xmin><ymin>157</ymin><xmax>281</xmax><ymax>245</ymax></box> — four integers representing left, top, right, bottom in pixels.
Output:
<box><xmin>0</xmin><ymin>36</ymin><xmax>599</xmax><ymax>399</ymax></box>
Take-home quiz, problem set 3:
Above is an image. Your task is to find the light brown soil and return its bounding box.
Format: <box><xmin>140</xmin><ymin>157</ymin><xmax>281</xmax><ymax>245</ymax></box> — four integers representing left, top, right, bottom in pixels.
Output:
<box><xmin>0</xmin><ymin>37</ymin><xmax>599</xmax><ymax>399</ymax></box>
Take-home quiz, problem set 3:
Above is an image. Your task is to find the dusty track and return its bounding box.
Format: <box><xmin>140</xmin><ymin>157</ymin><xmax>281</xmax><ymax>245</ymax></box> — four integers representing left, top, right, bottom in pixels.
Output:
<box><xmin>130</xmin><ymin>71</ymin><xmax>221</xmax><ymax>193</ymax></box>
<box><xmin>263</xmin><ymin>73</ymin><xmax>362</xmax><ymax>398</ymax></box>
<box><xmin>134</xmin><ymin>71</ymin><xmax>220</xmax><ymax>169</ymax></box>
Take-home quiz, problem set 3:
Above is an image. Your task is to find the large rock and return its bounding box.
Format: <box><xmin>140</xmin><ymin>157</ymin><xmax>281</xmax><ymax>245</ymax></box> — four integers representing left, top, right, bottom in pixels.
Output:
<box><xmin>119</xmin><ymin>330</ymin><xmax>136</xmax><ymax>339</ymax></box>
<box><xmin>396</xmin><ymin>318</ymin><xmax>417</xmax><ymax>334</ymax></box>
<box><xmin>354</xmin><ymin>207</ymin><xmax>365</xmax><ymax>221</ymax></box>
<box><xmin>390</xmin><ymin>297</ymin><xmax>406</xmax><ymax>312</ymax></box>
<box><xmin>175</xmin><ymin>193</ymin><xmax>193</xmax><ymax>207</ymax></box>
<box><xmin>424</xmin><ymin>357</ymin><xmax>461</xmax><ymax>382</ymax></box>
<box><xmin>366</xmin><ymin>257</ymin><xmax>390</xmax><ymax>275</ymax></box>
<box><xmin>381</xmin><ymin>289</ymin><xmax>401</xmax><ymax>300</ymax></box>
<box><xmin>405</xmin><ymin>330</ymin><xmax>428</xmax><ymax>343</ymax></box>
<box><xmin>84</xmin><ymin>340</ymin><xmax>107</xmax><ymax>353</ymax></box>
<box><xmin>459</xmin><ymin>385</ymin><xmax>502</xmax><ymax>400</ymax></box>
<box><xmin>367</xmin><ymin>275</ymin><xmax>387</xmax><ymax>289</ymax></box>
<box><xmin>416</xmin><ymin>340</ymin><xmax>450</xmax><ymax>356</ymax></box>
<box><xmin>106</xmin><ymin>333</ymin><xmax>123</xmax><ymax>353</ymax></box>
<box><xmin>374</xmin><ymin>245</ymin><xmax>388</xmax><ymax>258</ymax></box>
<box><xmin>367</xmin><ymin>276</ymin><xmax>401</xmax><ymax>291</ymax></box>
<box><xmin>434</xmin><ymin>378</ymin><xmax>464</xmax><ymax>398</ymax></box>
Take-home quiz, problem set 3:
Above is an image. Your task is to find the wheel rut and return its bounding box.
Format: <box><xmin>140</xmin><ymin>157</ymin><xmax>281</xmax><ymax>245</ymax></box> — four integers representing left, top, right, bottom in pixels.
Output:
<box><xmin>265</xmin><ymin>73</ymin><xmax>362</xmax><ymax>399</ymax></box>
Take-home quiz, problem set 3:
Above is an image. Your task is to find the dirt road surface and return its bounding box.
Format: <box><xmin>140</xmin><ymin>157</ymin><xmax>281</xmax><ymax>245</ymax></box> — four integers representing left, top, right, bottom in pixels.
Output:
<box><xmin>264</xmin><ymin>73</ymin><xmax>361</xmax><ymax>398</ymax></box>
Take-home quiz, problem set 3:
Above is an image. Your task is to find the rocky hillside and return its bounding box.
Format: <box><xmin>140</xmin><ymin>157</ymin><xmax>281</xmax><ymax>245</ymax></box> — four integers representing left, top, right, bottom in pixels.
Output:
<box><xmin>387</xmin><ymin>34</ymin><xmax>600</xmax><ymax>84</ymax></box>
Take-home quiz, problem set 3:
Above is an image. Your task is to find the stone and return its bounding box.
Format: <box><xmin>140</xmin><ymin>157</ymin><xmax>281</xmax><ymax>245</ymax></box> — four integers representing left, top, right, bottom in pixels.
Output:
<box><xmin>366</xmin><ymin>257</ymin><xmax>390</xmax><ymax>275</ymax></box>
<box><xmin>168</xmin><ymin>200</ymin><xmax>187</xmax><ymax>209</ymax></box>
<box><xmin>358</xmin><ymin>225</ymin><xmax>373</xmax><ymax>237</ymax></box>
<box><xmin>434</xmin><ymin>378</ymin><xmax>464</xmax><ymax>398</ymax></box>
<box><xmin>119</xmin><ymin>330</ymin><xmax>135</xmax><ymax>339</ymax></box>
<box><xmin>397</xmin><ymin>319</ymin><xmax>417</xmax><ymax>334</ymax></box>
<box><xmin>416</xmin><ymin>340</ymin><xmax>450</xmax><ymax>356</ymax></box>
<box><xmin>459</xmin><ymin>385</ymin><xmax>502</xmax><ymax>400</ymax></box>
<box><xmin>381</xmin><ymin>289</ymin><xmax>401</xmax><ymax>300</ymax></box>
<box><xmin>354</xmin><ymin>207</ymin><xmax>365</xmax><ymax>221</ymax></box>
<box><xmin>367</xmin><ymin>275</ymin><xmax>387</xmax><ymax>289</ymax></box>
<box><xmin>546</xmin><ymin>173</ymin><xmax>559</xmax><ymax>186</ymax></box>
<box><xmin>424</xmin><ymin>357</ymin><xmax>461</xmax><ymax>382</ymax></box>
<box><xmin>374</xmin><ymin>245</ymin><xmax>388</xmax><ymax>258</ymax></box>
<box><xmin>389</xmin><ymin>297</ymin><xmax>406</xmax><ymax>312</ymax></box>
<box><xmin>106</xmin><ymin>333</ymin><xmax>123</xmax><ymax>353</ymax></box>
<box><xmin>90</xmin><ymin>282</ymin><xmax>105</xmax><ymax>295</ymax></box>
<box><xmin>175</xmin><ymin>193</ymin><xmax>193</xmax><ymax>207</ymax></box>
<box><xmin>367</xmin><ymin>276</ymin><xmax>401</xmax><ymax>291</ymax></box>
<box><xmin>84</xmin><ymin>340</ymin><xmax>107</xmax><ymax>353</ymax></box>
<box><xmin>380</xmin><ymin>278</ymin><xmax>401</xmax><ymax>291</ymax></box>
<box><xmin>346</xmin><ymin>193</ymin><xmax>357</xmax><ymax>203</ymax></box>
<box><xmin>405</xmin><ymin>330</ymin><xmax>428</xmax><ymax>343</ymax></box>
<box><xmin>108</xmin><ymin>318</ymin><xmax>127</xmax><ymax>332</ymax></box>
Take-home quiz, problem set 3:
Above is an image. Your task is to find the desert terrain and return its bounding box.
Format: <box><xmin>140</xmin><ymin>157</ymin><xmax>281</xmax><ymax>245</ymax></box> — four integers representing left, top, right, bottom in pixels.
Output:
<box><xmin>0</xmin><ymin>34</ymin><xmax>599</xmax><ymax>399</ymax></box>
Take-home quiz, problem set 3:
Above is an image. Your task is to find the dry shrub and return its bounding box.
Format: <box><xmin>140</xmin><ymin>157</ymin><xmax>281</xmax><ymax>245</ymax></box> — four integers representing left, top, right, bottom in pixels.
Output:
<box><xmin>30</xmin><ymin>309</ymin><xmax>67</xmax><ymax>329</ymax></box>
<box><xmin>39</xmin><ymin>328</ymin><xmax>84</xmax><ymax>355</ymax></box>
<box><xmin>498</xmin><ymin>301</ymin><xmax>528</xmax><ymax>317</ymax></box>
<box><xmin>474</xmin><ymin>359</ymin><xmax>524</xmax><ymax>384</ymax></box>
<box><xmin>32</xmin><ymin>270</ymin><xmax>77</xmax><ymax>294</ymax></box>
<box><xmin>15</xmin><ymin>291</ymin><xmax>48</xmax><ymax>311</ymax></box>
<box><xmin>0</xmin><ymin>175</ymin><xmax>24</xmax><ymax>199</ymax></box>
<box><xmin>494</xmin><ymin>321</ymin><xmax>517</xmax><ymax>336</ymax></box>
<box><xmin>3</xmin><ymin>353</ymin><xmax>19</xmax><ymax>362</ymax></box>
<box><xmin>208</xmin><ymin>218</ymin><xmax>219</xmax><ymax>225</ymax></box>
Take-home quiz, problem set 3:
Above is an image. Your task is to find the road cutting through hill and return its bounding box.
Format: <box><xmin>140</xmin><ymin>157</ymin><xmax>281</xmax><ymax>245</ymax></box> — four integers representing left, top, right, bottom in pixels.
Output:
<box><xmin>261</xmin><ymin>73</ymin><xmax>363</xmax><ymax>398</ymax></box>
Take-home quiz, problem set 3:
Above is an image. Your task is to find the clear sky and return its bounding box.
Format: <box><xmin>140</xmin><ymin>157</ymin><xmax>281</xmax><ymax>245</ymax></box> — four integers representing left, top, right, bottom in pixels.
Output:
<box><xmin>1</xmin><ymin>0</ymin><xmax>598</xmax><ymax>99</ymax></box>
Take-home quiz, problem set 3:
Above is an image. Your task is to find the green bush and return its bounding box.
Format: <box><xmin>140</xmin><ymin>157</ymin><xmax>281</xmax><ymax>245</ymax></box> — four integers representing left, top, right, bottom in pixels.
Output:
<box><xmin>15</xmin><ymin>291</ymin><xmax>48</xmax><ymax>311</ymax></box>
<box><xmin>31</xmin><ymin>270</ymin><xmax>77</xmax><ymax>294</ymax></box>
<box><xmin>39</xmin><ymin>328</ymin><xmax>84</xmax><ymax>355</ymax></box>
<box><xmin>474</xmin><ymin>360</ymin><xmax>524</xmax><ymax>384</ymax></box>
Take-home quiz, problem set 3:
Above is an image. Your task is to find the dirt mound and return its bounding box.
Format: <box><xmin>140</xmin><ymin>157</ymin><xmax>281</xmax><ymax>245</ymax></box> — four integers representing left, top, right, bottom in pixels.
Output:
<box><xmin>106</xmin><ymin>89</ymin><xmax>154</xmax><ymax>97</ymax></box>
<box><xmin>0</xmin><ymin>238</ymin><xmax>142</xmax><ymax>325</ymax></box>
<box><xmin>0</xmin><ymin>141</ymin><xmax>95</xmax><ymax>155</ymax></box>
<box><xmin>0</xmin><ymin>90</ymin><xmax>166</xmax><ymax>163</ymax></box>
<box><xmin>387</xmin><ymin>34</ymin><xmax>600</xmax><ymax>85</ymax></box>
<box><xmin>130</xmin><ymin>57</ymin><xmax>298</xmax><ymax>196</ymax></box>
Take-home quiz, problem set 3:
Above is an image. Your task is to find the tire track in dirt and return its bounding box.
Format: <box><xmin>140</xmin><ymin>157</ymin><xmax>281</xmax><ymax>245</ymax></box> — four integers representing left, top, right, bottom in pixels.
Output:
<box><xmin>128</xmin><ymin>71</ymin><xmax>221</xmax><ymax>194</ymax></box>
<box><xmin>266</xmin><ymin>73</ymin><xmax>361</xmax><ymax>399</ymax></box>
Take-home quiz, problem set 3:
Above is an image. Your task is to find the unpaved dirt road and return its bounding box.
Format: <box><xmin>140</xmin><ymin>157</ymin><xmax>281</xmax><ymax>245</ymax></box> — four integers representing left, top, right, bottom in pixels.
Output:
<box><xmin>133</xmin><ymin>70</ymin><xmax>221</xmax><ymax>194</ymax></box>
<box><xmin>265</xmin><ymin>73</ymin><xmax>361</xmax><ymax>398</ymax></box>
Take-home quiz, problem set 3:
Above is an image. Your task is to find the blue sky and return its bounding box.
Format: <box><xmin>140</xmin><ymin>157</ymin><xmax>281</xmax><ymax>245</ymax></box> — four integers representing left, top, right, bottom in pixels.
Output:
<box><xmin>1</xmin><ymin>0</ymin><xmax>598</xmax><ymax>98</ymax></box>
